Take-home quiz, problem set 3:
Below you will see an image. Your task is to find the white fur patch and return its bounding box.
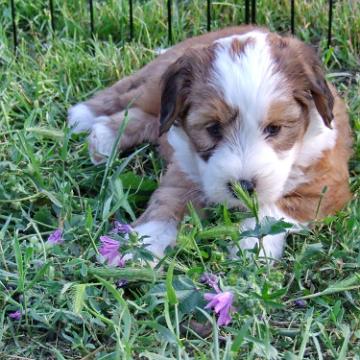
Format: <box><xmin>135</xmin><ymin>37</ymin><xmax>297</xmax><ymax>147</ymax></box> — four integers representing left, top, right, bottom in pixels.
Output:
<box><xmin>88</xmin><ymin>119</ymin><xmax>116</xmax><ymax>164</ymax></box>
<box><xmin>68</xmin><ymin>103</ymin><xmax>96</xmax><ymax>133</ymax></box>
<box><xmin>134</xmin><ymin>220</ymin><xmax>178</xmax><ymax>258</ymax></box>
<box><xmin>167</xmin><ymin>127</ymin><xmax>201</xmax><ymax>183</ymax></box>
<box><xmin>200</xmin><ymin>141</ymin><xmax>297</xmax><ymax>207</ymax></box>
<box><xmin>238</xmin><ymin>204</ymin><xmax>299</xmax><ymax>259</ymax></box>
<box><xmin>213</xmin><ymin>32</ymin><xmax>287</xmax><ymax>115</ymax></box>
<box><xmin>297</xmin><ymin>106</ymin><xmax>337</xmax><ymax>167</ymax></box>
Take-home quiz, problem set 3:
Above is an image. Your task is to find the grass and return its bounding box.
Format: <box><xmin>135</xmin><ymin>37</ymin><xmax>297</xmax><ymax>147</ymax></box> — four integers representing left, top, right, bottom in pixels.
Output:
<box><xmin>0</xmin><ymin>0</ymin><xmax>359</xmax><ymax>358</ymax></box>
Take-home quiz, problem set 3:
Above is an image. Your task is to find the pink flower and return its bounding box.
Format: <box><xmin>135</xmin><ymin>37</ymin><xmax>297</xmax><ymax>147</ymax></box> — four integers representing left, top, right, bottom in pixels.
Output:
<box><xmin>204</xmin><ymin>291</ymin><xmax>234</xmax><ymax>326</ymax></box>
<box><xmin>99</xmin><ymin>236</ymin><xmax>126</xmax><ymax>267</ymax></box>
<box><xmin>112</xmin><ymin>221</ymin><xmax>133</xmax><ymax>234</ymax></box>
<box><xmin>9</xmin><ymin>310</ymin><xmax>22</xmax><ymax>320</ymax></box>
<box><xmin>47</xmin><ymin>229</ymin><xmax>63</xmax><ymax>244</ymax></box>
<box><xmin>200</xmin><ymin>272</ymin><xmax>220</xmax><ymax>293</ymax></box>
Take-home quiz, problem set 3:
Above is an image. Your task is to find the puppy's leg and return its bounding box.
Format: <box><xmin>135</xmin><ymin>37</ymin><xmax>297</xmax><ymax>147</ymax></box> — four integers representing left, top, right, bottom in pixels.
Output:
<box><xmin>68</xmin><ymin>73</ymin><xmax>163</xmax><ymax>163</ymax></box>
<box><xmin>68</xmin><ymin>73</ymin><xmax>147</xmax><ymax>133</ymax></box>
<box><xmin>236</xmin><ymin>205</ymin><xmax>297</xmax><ymax>260</ymax></box>
<box><xmin>132</xmin><ymin>163</ymin><xmax>203</xmax><ymax>259</ymax></box>
<box><xmin>239</xmin><ymin>228</ymin><xmax>287</xmax><ymax>260</ymax></box>
<box><xmin>88</xmin><ymin>108</ymin><xmax>159</xmax><ymax>164</ymax></box>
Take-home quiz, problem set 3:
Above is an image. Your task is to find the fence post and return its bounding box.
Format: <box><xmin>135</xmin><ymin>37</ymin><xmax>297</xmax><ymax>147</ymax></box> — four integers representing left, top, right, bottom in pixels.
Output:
<box><xmin>49</xmin><ymin>0</ymin><xmax>55</xmax><ymax>33</ymax></box>
<box><xmin>327</xmin><ymin>0</ymin><xmax>333</xmax><ymax>47</ymax></box>
<box><xmin>89</xmin><ymin>0</ymin><xmax>95</xmax><ymax>39</ymax></box>
<box><xmin>245</xmin><ymin>0</ymin><xmax>250</xmax><ymax>24</ymax></box>
<box><xmin>10</xmin><ymin>0</ymin><xmax>17</xmax><ymax>53</ymax></box>
<box><xmin>167</xmin><ymin>0</ymin><xmax>172</xmax><ymax>45</ymax></box>
<box><xmin>129</xmin><ymin>0</ymin><xmax>133</xmax><ymax>41</ymax></box>
<box><xmin>291</xmin><ymin>0</ymin><xmax>295</xmax><ymax>35</ymax></box>
<box><xmin>207</xmin><ymin>0</ymin><xmax>211</xmax><ymax>31</ymax></box>
<box><xmin>251</xmin><ymin>0</ymin><xmax>256</xmax><ymax>24</ymax></box>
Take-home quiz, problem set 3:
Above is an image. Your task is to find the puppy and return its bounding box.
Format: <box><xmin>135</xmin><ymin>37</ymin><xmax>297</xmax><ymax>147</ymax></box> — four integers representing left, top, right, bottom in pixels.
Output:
<box><xmin>68</xmin><ymin>26</ymin><xmax>352</xmax><ymax>260</ymax></box>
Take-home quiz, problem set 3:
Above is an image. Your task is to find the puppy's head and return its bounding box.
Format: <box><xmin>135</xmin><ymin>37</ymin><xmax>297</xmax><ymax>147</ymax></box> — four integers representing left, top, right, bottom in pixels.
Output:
<box><xmin>160</xmin><ymin>30</ymin><xmax>335</xmax><ymax>207</ymax></box>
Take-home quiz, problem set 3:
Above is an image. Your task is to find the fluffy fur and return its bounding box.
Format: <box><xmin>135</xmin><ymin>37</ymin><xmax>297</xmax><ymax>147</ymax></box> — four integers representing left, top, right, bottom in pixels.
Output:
<box><xmin>68</xmin><ymin>26</ymin><xmax>352</xmax><ymax>262</ymax></box>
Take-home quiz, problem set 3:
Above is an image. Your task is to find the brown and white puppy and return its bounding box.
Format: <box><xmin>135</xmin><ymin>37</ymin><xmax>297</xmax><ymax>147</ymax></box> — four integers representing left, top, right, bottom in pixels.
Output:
<box><xmin>68</xmin><ymin>26</ymin><xmax>352</xmax><ymax>260</ymax></box>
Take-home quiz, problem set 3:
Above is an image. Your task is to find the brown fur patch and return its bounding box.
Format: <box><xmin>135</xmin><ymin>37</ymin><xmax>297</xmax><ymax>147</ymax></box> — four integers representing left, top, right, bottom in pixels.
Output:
<box><xmin>134</xmin><ymin>162</ymin><xmax>204</xmax><ymax>225</ymax></box>
<box><xmin>277</xmin><ymin>86</ymin><xmax>352</xmax><ymax>221</ymax></box>
<box><xmin>264</xmin><ymin>100</ymin><xmax>308</xmax><ymax>152</ymax></box>
<box><xmin>159</xmin><ymin>45</ymin><xmax>217</xmax><ymax>135</ymax></box>
<box><xmin>184</xmin><ymin>89</ymin><xmax>237</xmax><ymax>157</ymax></box>
<box><xmin>229</xmin><ymin>37</ymin><xmax>254</xmax><ymax>59</ymax></box>
<box><xmin>268</xmin><ymin>34</ymin><xmax>334</xmax><ymax>128</ymax></box>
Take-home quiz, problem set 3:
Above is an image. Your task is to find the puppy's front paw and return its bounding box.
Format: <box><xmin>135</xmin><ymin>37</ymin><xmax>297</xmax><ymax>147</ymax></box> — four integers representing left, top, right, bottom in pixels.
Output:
<box><xmin>134</xmin><ymin>220</ymin><xmax>178</xmax><ymax>259</ymax></box>
<box><xmin>68</xmin><ymin>103</ymin><xmax>96</xmax><ymax>133</ymax></box>
<box><xmin>88</xmin><ymin>119</ymin><xmax>117</xmax><ymax>164</ymax></box>
<box><xmin>239</xmin><ymin>233</ymin><xmax>285</xmax><ymax>260</ymax></box>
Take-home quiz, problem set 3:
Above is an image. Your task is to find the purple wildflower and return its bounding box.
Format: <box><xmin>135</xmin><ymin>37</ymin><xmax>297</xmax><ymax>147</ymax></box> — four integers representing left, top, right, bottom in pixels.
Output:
<box><xmin>47</xmin><ymin>229</ymin><xmax>64</xmax><ymax>245</ymax></box>
<box><xmin>99</xmin><ymin>236</ymin><xmax>126</xmax><ymax>267</ymax></box>
<box><xmin>117</xmin><ymin>279</ymin><xmax>128</xmax><ymax>288</ymax></box>
<box><xmin>294</xmin><ymin>299</ymin><xmax>307</xmax><ymax>308</ymax></box>
<box><xmin>200</xmin><ymin>272</ymin><xmax>220</xmax><ymax>293</ymax></box>
<box><xmin>9</xmin><ymin>310</ymin><xmax>22</xmax><ymax>320</ymax></box>
<box><xmin>111</xmin><ymin>221</ymin><xmax>133</xmax><ymax>234</ymax></box>
<box><xmin>204</xmin><ymin>291</ymin><xmax>234</xmax><ymax>326</ymax></box>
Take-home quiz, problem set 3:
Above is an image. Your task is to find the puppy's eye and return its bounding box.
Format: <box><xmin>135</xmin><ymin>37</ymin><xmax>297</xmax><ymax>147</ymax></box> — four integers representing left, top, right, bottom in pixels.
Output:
<box><xmin>206</xmin><ymin>123</ymin><xmax>222</xmax><ymax>140</ymax></box>
<box><xmin>264</xmin><ymin>124</ymin><xmax>281</xmax><ymax>137</ymax></box>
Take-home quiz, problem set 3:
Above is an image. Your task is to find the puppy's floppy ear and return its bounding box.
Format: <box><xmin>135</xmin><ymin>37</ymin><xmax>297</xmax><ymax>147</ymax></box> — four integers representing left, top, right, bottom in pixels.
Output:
<box><xmin>159</xmin><ymin>46</ymin><xmax>214</xmax><ymax>135</ymax></box>
<box><xmin>159</xmin><ymin>55</ymin><xmax>193</xmax><ymax>136</ymax></box>
<box><xmin>303</xmin><ymin>45</ymin><xmax>334</xmax><ymax>128</ymax></box>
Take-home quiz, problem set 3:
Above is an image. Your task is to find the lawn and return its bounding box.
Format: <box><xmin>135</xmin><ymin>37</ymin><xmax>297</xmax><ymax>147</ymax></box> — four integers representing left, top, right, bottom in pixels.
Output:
<box><xmin>0</xmin><ymin>0</ymin><xmax>359</xmax><ymax>359</ymax></box>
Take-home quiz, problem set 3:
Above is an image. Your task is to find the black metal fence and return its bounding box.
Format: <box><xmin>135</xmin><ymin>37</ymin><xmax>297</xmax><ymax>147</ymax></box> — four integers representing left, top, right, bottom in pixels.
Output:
<box><xmin>8</xmin><ymin>0</ymin><xmax>335</xmax><ymax>53</ymax></box>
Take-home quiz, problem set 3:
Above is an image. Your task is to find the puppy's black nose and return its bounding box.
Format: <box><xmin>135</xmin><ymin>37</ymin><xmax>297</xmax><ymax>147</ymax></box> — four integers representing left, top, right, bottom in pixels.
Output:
<box><xmin>239</xmin><ymin>179</ymin><xmax>255</xmax><ymax>195</ymax></box>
